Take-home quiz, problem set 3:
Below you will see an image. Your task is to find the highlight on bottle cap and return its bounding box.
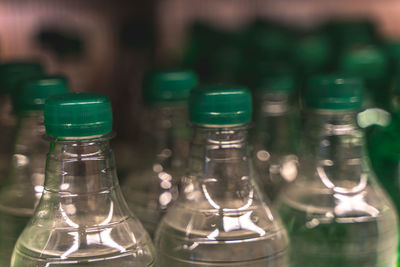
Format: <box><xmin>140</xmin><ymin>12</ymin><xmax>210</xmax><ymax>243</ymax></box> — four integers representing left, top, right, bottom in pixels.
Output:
<box><xmin>340</xmin><ymin>47</ymin><xmax>388</xmax><ymax>80</ymax></box>
<box><xmin>44</xmin><ymin>92</ymin><xmax>113</xmax><ymax>138</ymax></box>
<box><xmin>189</xmin><ymin>84</ymin><xmax>252</xmax><ymax>125</ymax></box>
<box><xmin>306</xmin><ymin>74</ymin><xmax>363</xmax><ymax>110</ymax></box>
<box><xmin>13</xmin><ymin>76</ymin><xmax>69</xmax><ymax>113</ymax></box>
<box><xmin>143</xmin><ymin>69</ymin><xmax>198</xmax><ymax>104</ymax></box>
<box><xmin>0</xmin><ymin>61</ymin><xmax>44</xmax><ymax>94</ymax></box>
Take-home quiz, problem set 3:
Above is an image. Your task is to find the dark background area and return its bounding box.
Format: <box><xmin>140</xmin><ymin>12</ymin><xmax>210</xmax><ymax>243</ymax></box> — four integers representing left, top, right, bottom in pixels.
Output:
<box><xmin>1</xmin><ymin>0</ymin><xmax>400</xmax><ymax>140</ymax></box>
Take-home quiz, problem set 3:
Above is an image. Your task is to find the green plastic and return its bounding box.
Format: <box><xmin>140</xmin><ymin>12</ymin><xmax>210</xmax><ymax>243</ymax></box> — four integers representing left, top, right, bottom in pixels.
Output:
<box><xmin>294</xmin><ymin>34</ymin><xmax>332</xmax><ymax>73</ymax></box>
<box><xmin>189</xmin><ymin>85</ymin><xmax>252</xmax><ymax>125</ymax></box>
<box><xmin>13</xmin><ymin>76</ymin><xmax>69</xmax><ymax>113</ymax></box>
<box><xmin>306</xmin><ymin>74</ymin><xmax>363</xmax><ymax>110</ymax></box>
<box><xmin>44</xmin><ymin>93</ymin><xmax>113</xmax><ymax>138</ymax></box>
<box><xmin>256</xmin><ymin>73</ymin><xmax>295</xmax><ymax>94</ymax></box>
<box><xmin>143</xmin><ymin>70</ymin><xmax>198</xmax><ymax>104</ymax></box>
<box><xmin>0</xmin><ymin>61</ymin><xmax>44</xmax><ymax>94</ymax></box>
<box><xmin>340</xmin><ymin>47</ymin><xmax>388</xmax><ymax>80</ymax></box>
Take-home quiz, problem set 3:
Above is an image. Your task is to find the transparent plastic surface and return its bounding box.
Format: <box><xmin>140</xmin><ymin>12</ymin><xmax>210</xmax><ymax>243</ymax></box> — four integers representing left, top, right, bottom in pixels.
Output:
<box><xmin>11</xmin><ymin>136</ymin><xmax>156</xmax><ymax>266</ymax></box>
<box><xmin>0</xmin><ymin>112</ymin><xmax>47</xmax><ymax>266</ymax></box>
<box><xmin>155</xmin><ymin>127</ymin><xmax>289</xmax><ymax>266</ymax></box>
<box><xmin>0</xmin><ymin>95</ymin><xmax>17</xmax><ymax>186</ymax></box>
<box><xmin>276</xmin><ymin>111</ymin><xmax>399</xmax><ymax>267</ymax></box>
<box><xmin>252</xmin><ymin>92</ymin><xmax>298</xmax><ymax>201</ymax></box>
<box><xmin>123</xmin><ymin>106</ymin><xmax>190</xmax><ymax>236</ymax></box>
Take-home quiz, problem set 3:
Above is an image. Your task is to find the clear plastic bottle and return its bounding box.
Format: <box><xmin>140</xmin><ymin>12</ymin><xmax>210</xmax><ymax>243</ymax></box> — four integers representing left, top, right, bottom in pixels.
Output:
<box><xmin>11</xmin><ymin>93</ymin><xmax>155</xmax><ymax>266</ymax></box>
<box><xmin>155</xmin><ymin>85</ymin><xmax>289</xmax><ymax>266</ymax></box>
<box><xmin>252</xmin><ymin>71</ymin><xmax>298</xmax><ymax>201</ymax></box>
<box><xmin>0</xmin><ymin>76</ymin><xmax>68</xmax><ymax>266</ymax></box>
<box><xmin>122</xmin><ymin>70</ymin><xmax>197</xmax><ymax>237</ymax></box>
<box><xmin>276</xmin><ymin>74</ymin><xmax>399</xmax><ymax>267</ymax></box>
<box><xmin>0</xmin><ymin>61</ymin><xmax>44</xmax><ymax>186</ymax></box>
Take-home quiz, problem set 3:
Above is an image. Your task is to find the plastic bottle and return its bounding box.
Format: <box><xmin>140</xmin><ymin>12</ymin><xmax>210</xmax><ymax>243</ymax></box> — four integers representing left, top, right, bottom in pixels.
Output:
<box><xmin>340</xmin><ymin>46</ymin><xmax>389</xmax><ymax>108</ymax></box>
<box><xmin>252</xmin><ymin>70</ymin><xmax>298</xmax><ymax>201</ymax></box>
<box><xmin>276</xmin><ymin>74</ymin><xmax>399</xmax><ymax>267</ymax></box>
<box><xmin>11</xmin><ymin>93</ymin><xmax>156</xmax><ymax>266</ymax></box>
<box><xmin>123</xmin><ymin>70</ymin><xmax>197</xmax><ymax>237</ymax></box>
<box><xmin>0</xmin><ymin>76</ymin><xmax>68</xmax><ymax>266</ymax></box>
<box><xmin>0</xmin><ymin>62</ymin><xmax>44</xmax><ymax>185</ymax></box>
<box><xmin>155</xmin><ymin>85</ymin><xmax>289</xmax><ymax>266</ymax></box>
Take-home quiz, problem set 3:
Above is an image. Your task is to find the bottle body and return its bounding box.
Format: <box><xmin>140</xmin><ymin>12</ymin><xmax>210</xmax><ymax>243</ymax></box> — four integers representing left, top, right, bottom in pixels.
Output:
<box><xmin>252</xmin><ymin>92</ymin><xmax>298</xmax><ymax>201</ymax></box>
<box><xmin>155</xmin><ymin>127</ymin><xmax>289</xmax><ymax>266</ymax></box>
<box><xmin>123</xmin><ymin>106</ymin><xmax>189</xmax><ymax>236</ymax></box>
<box><xmin>0</xmin><ymin>95</ymin><xmax>17</xmax><ymax>186</ymax></box>
<box><xmin>0</xmin><ymin>113</ymin><xmax>47</xmax><ymax>266</ymax></box>
<box><xmin>11</xmin><ymin>138</ymin><xmax>156</xmax><ymax>266</ymax></box>
<box><xmin>276</xmin><ymin>110</ymin><xmax>398</xmax><ymax>267</ymax></box>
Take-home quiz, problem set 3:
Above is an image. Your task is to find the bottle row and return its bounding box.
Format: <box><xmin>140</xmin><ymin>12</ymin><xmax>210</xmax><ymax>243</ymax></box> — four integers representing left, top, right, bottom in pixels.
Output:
<box><xmin>0</xmin><ymin>60</ymin><xmax>397</xmax><ymax>267</ymax></box>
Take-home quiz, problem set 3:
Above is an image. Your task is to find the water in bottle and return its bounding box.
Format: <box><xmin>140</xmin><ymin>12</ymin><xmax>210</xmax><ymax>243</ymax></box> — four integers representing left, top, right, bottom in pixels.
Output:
<box><xmin>155</xmin><ymin>85</ymin><xmax>289</xmax><ymax>266</ymax></box>
<box><xmin>122</xmin><ymin>70</ymin><xmax>196</xmax><ymax>237</ymax></box>
<box><xmin>276</xmin><ymin>74</ymin><xmax>399</xmax><ymax>267</ymax></box>
<box><xmin>11</xmin><ymin>93</ymin><xmax>155</xmax><ymax>266</ymax></box>
<box><xmin>0</xmin><ymin>76</ymin><xmax>68</xmax><ymax>266</ymax></box>
<box><xmin>252</xmin><ymin>68</ymin><xmax>298</xmax><ymax>201</ymax></box>
<box><xmin>0</xmin><ymin>61</ymin><xmax>44</xmax><ymax>185</ymax></box>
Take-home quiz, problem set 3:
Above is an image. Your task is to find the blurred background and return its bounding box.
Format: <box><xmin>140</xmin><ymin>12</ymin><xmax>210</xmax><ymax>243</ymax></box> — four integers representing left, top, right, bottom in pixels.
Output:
<box><xmin>1</xmin><ymin>0</ymin><xmax>400</xmax><ymax>143</ymax></box>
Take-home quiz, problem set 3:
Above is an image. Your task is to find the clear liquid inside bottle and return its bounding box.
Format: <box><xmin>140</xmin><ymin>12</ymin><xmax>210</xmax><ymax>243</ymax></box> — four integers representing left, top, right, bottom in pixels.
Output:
<box><xmin>276</xmin><ymin>110</ymin><xmax>399</xmax><ymax>267</ymax></box>
<box><xmin>11</xmin><ymin>135</ymin><xmax>156</xmax><ymax>267</ymax></box>
<box><xmin>0</xmin><ymin>112</ymin><xmax>46</xmax><ymax>266</ymax></box>
<box><xmin>123</xmin><ymin>105</ymin><xmax>190</xmax><ymax>237</ymax></box>
<box><xmin>252</xmin><ymin>92</ymin><xmax>298</xmax><ymax>201</ymax></box>
<box><xmin>155</xmin><ymin>126</ymin><xmax>289</xmax><ymax>266</ymax></box>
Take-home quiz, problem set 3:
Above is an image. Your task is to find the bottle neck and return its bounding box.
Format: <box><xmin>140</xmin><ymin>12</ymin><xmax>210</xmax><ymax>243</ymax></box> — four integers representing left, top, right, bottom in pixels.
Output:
<box><xmin>45</xmin><ymin>136</ymin><xmax>118</xmax><ymax>194</ymax></box>
<box><xmin>146</xmin><ymin>105</ymin><xmax>190</xmax><ymax>170</ymax></box>
<box><xmin>8</xmin><ymin>111</ymin><xmax>47</xmax><ymax>187</ymax></box>
<box><xmin>185</xmin><ymin>125</ymin><xmax>255</xmax><ymax>209</ymax></box>
<box><xmin>300</xmin><ymin>109</ymin><xmax>368</xmax><ymax>193</ymax></box>
<box><xmin>254</xmin><ymin>92</ymin><xmax>293</xmax><ymax>151</ymax></box>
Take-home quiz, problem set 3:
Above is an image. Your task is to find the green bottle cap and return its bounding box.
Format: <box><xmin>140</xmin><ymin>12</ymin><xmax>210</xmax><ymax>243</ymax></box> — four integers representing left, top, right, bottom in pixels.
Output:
<box><xmin>189</xmin><ymin>85</ymin><xmax>252</xmax><ymax>125</ymax></box>
<box><xmin>340</xmin><ymin>47</ymin><xmax>388</xmax><ymax>80</ymax></box>
<box><xmin>294</xmin><ymin>34</ymin><xmax>332</xmax><ymax>73</ymax></box>
<box><xmin>13</xmin><ymin>76</ymin><xmax>69</xmax><ymax>113</ymax></box>
<box><xmin>306</xmin><ymin>74</ymin><xmax>363</xmax><ymax>110</ymax></box>
<box><xmin>143</xmin><ymin>70</ymin><xmax>198</xmax><ymax>104</ymax></box>
<box><xmin>44</xmin><ymin>93</ymin><xmax>113</xmax><ymax>138</ymax></box>
<box><xmin>0</xmin><ymin>61</ymin><xmax>44</xmax><ymax>94</ymax></box>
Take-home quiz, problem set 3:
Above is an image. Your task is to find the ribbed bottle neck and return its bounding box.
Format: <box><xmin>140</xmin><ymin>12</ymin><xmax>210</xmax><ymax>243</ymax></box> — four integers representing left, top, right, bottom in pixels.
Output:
<box><xmin>300</xmin><ymin>109</ymin><xmax>370</xmax><ymax>194</ymax></box>
<box><xmin>44</xmin><ymin>136</ymin><xmax>119</xmax><ymax>194</ymax></box>
<box><xmin>188</xmin><ymin>126</ymin><xmax>250</xmax><ymax>182</ymax></box>
<box><xmin>147</xmin><ymin>105</ymin><xmax>190</xmax><ymax>170</ymax></box>
<box><xmin>8</xmin><ymin>111</ymin><xmax>47</xmax><ymax>186</ymax></box>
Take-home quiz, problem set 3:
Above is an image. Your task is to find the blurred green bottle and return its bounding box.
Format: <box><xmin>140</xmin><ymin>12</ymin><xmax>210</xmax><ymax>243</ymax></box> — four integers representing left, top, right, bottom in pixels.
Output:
<box><xmin>122</xmin><ymin>69</ymin><xmax>197</xmax><ymax>237</ymax></box>
<box><xmin>0</xmin><ymin>62</ymin><xmax>44</xmax><ymax>186</ymax></box>
<box><xmin>252</xmin><ymin>66</ymin><xmax>299</xmax><ymax>201</ymax></box>
<box><xmin>292</xmin><ymin>31</ymin><xmax>333</xmax><ymax>86</ymax></box>
<box><xmin>277</xmin><ymin>74</ymin><xmax>398</xmax><ymax>267</ymax></box>
<box><xmin>340</xmin><ymin>46</ymin><xmax>389</xmax><ymax>108</ymax></box>
<box><xmin>183</xmin><ymin>22</ymin><xmax>243</xmax><ymax>84</ymax></box>
<box><xmin>0</xmin><ymin>76</ymin><xmax>68</xmax><ymax>266</ymax></box>
<box><xmin>324</xmin><ymin>19</ymin><xmax>379</xmax><ymax>58</ymax></box>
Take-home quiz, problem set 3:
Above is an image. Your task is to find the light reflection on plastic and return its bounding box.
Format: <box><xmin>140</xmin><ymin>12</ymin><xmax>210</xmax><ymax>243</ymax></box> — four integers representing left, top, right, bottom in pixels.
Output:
<box><xmin>223</xmin><ymin>211</ymin><xmax>266</xmax><ymax>236</ymax></box>
<box><xmin>59</xmin><ymin>201</ymin><xmax>130</xmax><ymax>259</ymax></box>
<box><xmin>334</xmin><ymin>191</ymin><xmax>379</xmax><ymax>217</ymax></box>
